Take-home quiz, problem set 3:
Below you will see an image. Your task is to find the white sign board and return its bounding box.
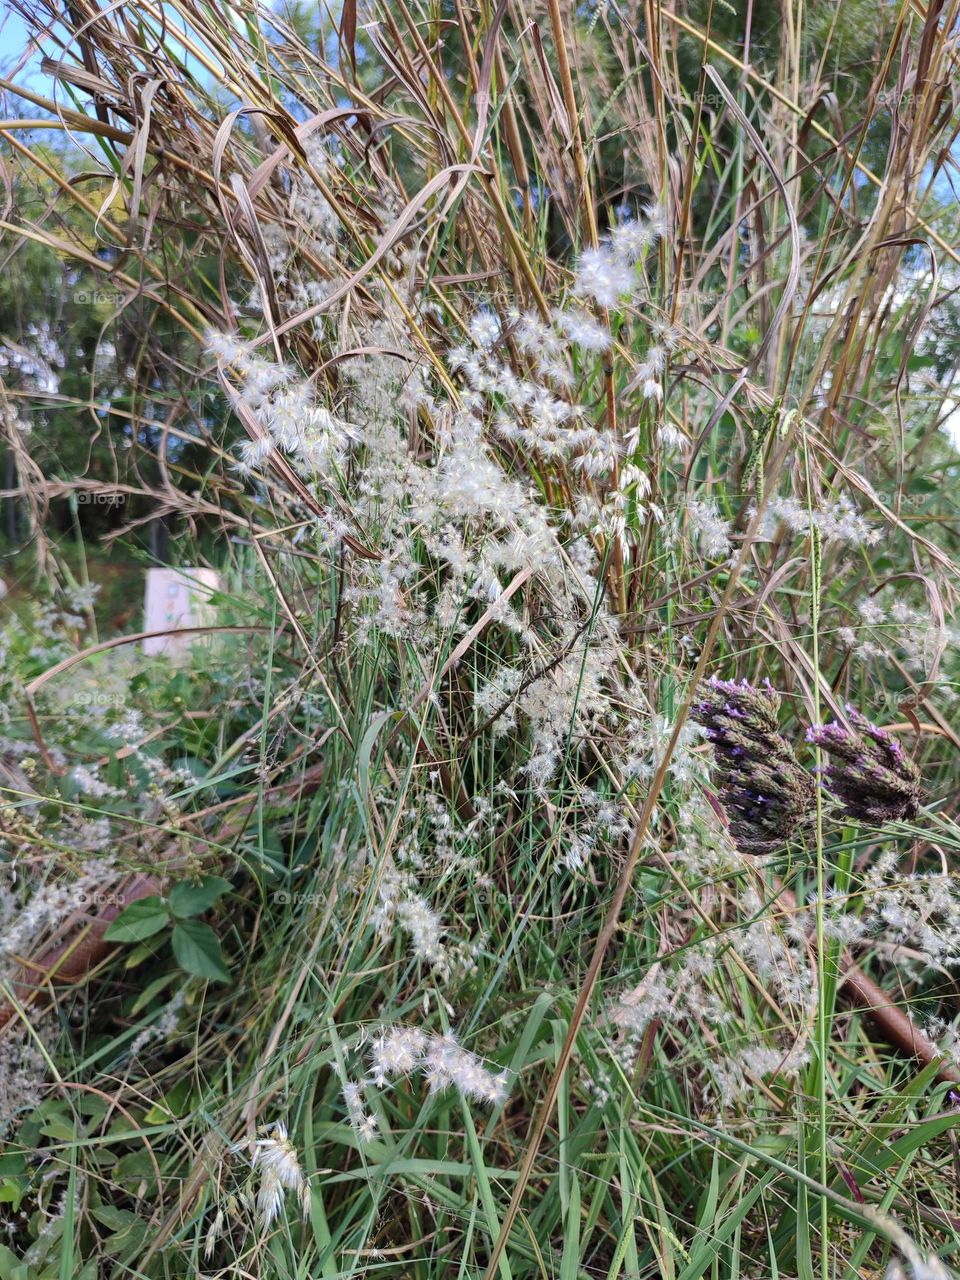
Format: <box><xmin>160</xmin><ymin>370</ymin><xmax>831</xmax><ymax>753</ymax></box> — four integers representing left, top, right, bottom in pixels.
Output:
<box><xmin>143</xmin><ymin>567</ymin><xmax>220</xmax><ymax>658</ymax></box>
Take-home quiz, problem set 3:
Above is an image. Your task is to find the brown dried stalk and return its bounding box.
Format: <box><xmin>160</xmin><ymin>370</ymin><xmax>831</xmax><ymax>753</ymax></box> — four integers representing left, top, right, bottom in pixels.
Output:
<box><xmin>0</xmin><ymin>871</ymin><xmax>162</xmax><ymax>1032</ymax></box>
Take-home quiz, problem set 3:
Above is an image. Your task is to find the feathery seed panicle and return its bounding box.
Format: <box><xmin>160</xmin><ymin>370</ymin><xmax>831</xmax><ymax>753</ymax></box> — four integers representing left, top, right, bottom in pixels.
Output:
<box><xmin>207</xmin><ymin>331</ymin><xmax>356</xmax><ymax>481</ymax></box>
<box><xmin>686</xmin><ymin>498</ymin><xmax>733</xmax><ymax>561</ymax></box>
<box><xmin>366</xmin><ymin>1026</ymin><xmax>509</xmax><ymax>1107</ymax></box>
<box><xmin>234</xmin><ymin>1122</ymin><xmax>310</xmax><ymax>1229</ymax></box>
<box><xmin>343</xmin><ymin>1080</ymin><xmax>379</xmax><ymax>1144</ymax></box>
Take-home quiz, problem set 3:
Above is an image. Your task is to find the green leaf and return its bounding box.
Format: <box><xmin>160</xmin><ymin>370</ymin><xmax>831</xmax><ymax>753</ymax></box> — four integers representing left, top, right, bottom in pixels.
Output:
<box><xmin>130</xmin><ymin>970</ymin><xmax>179</xmax><ymax>1014</ymax></box>
<box><xmin>143</xmin><ymin>1079</ymin><xmax>192</xmax><ymax>1123</ymax></box>
<box><xmin>171</xmin><ymin>920</ymin><xmax>230</xmax><ymax>982</ymax></box>
<box><xmin>0</xmin><ymin>1242</ymin><xmax>31</xmax><ymax>1279</ymax></box>
<box><xmin>168</xmin><ymin>875</ymin><xmax>232</xmax><ymax>918</ymax></box>
<box><xmin>92</xmin><ymin>1205</ymin><xmax>139</xmax><ymax>1233</ymax></box>
<box><xmin>40</xmin><ymin>1116</ymin><xmax>79</xmax><ymax>1141</ymax></box>
<box><xmin>0</xmin><ymin>1180</ymin><xmax>24</xmax><ymax>1211</ymax></box>
<box><xmin>123</xmin><ymin>936</ymin><xmax>166</xmax><ymax>969</ymax></box>
<box><xmin>104</xmin><ymin>897</ymin><xmax>169</xmax><ymax>943</ymax></box>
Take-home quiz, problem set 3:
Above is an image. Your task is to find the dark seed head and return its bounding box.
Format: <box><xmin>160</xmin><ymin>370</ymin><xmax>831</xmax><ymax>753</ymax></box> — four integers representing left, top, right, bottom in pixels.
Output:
<box><xmin>692</xmin><ymin>677</ymin><xmax>816</xmax><ymax>856</ymax></box>
<box><xmin>806</xmin><ymin>705</ymin><xmax>922</xmax><ymax>825</ymax></box>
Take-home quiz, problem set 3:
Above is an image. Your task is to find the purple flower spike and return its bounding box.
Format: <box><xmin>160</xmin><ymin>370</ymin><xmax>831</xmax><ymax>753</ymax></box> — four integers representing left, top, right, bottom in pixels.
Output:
<box><xmin>692</xmin><ymin>677</ymin><xmax>816</xmax><ymax>856</ymax></box>
<box><xmin>806</xmin><ymin>707</ymin><xmax>922</xmax><ymax>825</ymax></box>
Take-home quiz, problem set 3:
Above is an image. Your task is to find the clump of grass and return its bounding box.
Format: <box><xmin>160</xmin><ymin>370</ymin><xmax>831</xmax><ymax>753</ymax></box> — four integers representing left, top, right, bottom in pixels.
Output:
<box><xmin>0</xmin><ymin>0</ymin><xmax>959</xmax><ymax>1277</ymax></box>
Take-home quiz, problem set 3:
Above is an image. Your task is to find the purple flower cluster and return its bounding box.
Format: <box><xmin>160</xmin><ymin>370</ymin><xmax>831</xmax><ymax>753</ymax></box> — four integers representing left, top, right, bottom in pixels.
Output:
<box><xmin>692</xmin><ymin>677</ymin><xmax>816</xmax><ymax>856</ymax></box>
<box><xmin>694</xmin><ymin>677</ymin><xmax>925</xmax><ymax>850</ymax></box>
<box><xmin>806</xmin><ymin>705</ymin><xmax>922</xmax><ymax>824</ymax></box>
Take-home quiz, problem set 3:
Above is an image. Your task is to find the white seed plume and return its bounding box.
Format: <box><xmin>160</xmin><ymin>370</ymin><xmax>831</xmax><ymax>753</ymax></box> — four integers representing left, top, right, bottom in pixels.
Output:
<box><xmin>234</xmin><ymin>1121</ymin><xmax>310</xmax><ymax>1229</ymax></box>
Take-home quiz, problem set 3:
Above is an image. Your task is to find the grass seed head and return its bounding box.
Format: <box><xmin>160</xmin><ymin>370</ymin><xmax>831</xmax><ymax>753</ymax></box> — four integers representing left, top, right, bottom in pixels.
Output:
<box><xmin>807</xmin><ymin>706</ymin><xmax>923</xmax><ymax>824</ymax></box>
<box><xmin>693</xmin><ymin>677</ymin><xmax>816</xmax><ymax>856</ymax></box>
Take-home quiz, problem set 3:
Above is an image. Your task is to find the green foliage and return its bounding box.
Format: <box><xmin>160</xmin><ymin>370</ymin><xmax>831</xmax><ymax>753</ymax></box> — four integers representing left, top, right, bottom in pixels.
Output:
<box><xmin>103</xmin><ymin>898</ymin><xmax>169</xmax><ymax>942</ymax></box>
<box><xmin>169</xmin><ymin>919</ymin><xmax>230</xmax><ymax>982</ymax></box>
